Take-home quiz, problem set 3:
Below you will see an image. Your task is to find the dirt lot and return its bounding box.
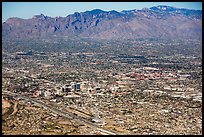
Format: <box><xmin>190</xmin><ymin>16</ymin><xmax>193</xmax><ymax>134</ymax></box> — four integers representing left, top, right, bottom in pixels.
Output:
<box><xmin>2</xmin><ymin>99</ymin><xmax>12</xmax><ymax>115</ymax></box>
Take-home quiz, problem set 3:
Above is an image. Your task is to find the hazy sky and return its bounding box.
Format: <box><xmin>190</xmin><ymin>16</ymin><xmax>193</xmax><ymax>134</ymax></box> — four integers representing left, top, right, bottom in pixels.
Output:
<box><xmin>2</xmin><ymin>2</ymin><xmax>202</xmax><ymax>23</ymax></box>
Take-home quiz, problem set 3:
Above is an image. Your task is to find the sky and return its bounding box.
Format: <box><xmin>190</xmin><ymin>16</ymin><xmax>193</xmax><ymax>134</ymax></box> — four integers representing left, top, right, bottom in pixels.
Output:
<box><xmin>2</xmin><ymin>2</ymin><xmax>202</xmax><ymax>23</ymax></box>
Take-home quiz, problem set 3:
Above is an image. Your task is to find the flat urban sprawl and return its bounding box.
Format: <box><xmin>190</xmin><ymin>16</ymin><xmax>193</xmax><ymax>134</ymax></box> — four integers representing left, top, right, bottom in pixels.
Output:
<box><xmin>2</xmin><ymin>38</ymin><xmax>202</xmax><ymax>135</ymax></box>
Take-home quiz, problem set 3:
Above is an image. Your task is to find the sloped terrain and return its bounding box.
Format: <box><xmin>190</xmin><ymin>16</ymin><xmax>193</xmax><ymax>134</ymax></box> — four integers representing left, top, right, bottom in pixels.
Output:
<box><xmin>2</xmin><ymin>5</ymin><xmax>202</xmax><ymax>40</ymax></box>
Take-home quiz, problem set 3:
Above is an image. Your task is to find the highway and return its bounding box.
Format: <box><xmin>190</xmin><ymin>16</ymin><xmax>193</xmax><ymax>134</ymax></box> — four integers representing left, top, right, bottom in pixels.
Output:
<box><xmin>2</xmin><ymin>91</ymin><xmax>119</xmax><ymax>135</ymax></box>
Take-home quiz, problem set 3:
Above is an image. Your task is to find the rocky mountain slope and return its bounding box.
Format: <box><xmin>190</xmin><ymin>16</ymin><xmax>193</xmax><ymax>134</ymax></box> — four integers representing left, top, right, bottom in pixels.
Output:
<box><xmin>2</xmin><ymin>5</ymin><xmax>202</xmax><ymax>40</ymax></box>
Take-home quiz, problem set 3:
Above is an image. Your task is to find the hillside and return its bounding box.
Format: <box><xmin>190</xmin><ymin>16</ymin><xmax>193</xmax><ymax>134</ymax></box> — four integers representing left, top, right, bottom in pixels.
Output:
<box><xmin>2</xmin><ymin>5</ymin><xmax>202</xmax><ymax>40</ymax></box>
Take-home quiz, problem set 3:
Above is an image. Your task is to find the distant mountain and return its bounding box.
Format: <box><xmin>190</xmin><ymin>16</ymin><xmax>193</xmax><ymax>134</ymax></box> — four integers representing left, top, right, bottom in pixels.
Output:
<box><xmin>2</xmin><ymin>5</ymin><xmax>202</xmax><ymax>40</ymax></box>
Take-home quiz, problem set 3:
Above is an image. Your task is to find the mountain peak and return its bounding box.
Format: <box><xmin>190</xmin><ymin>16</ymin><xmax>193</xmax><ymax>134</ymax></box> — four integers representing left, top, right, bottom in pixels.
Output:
<box><xmin>141</xmin><ymin>7</ymin><xmax>151</xmax><ymax>11</ymax></box>
<box><xmin>150</xmin><ymin>5</ymin><xmax>177</xmax><ymax>11</ymax></box>
<box><xmin>85</xmin><ymin>9</ymin><xmax>106</xmax><ymax>14</ymax></box>
<box><xmin>157</xmin><ymin>5</ymin><xmax>176</xmax><ymax>9</ymax></box>
<box><xmin>33</xmin><ymin>14</ymin><xmax>45</xmax><ymax>18</ymax></box>
<box><xmin>32</xmin><ymin>14</ymin><xmax>49</xmax><ymax>20</ymax></box>
<box><xmin>121</xmin><ymin>9</ymin><xmax>137</xmax><ymax>13</ymax></box>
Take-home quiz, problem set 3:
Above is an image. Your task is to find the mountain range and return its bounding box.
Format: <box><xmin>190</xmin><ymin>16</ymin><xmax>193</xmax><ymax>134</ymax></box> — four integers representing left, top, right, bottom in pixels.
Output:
<box><xmin>2</xmin><ymin>5</ymin><xmax>202</xmax><ymax>40</ymax></box>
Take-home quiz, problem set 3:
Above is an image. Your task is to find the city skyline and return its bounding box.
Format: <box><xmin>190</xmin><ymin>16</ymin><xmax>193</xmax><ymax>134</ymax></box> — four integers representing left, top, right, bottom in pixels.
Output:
<box><xmin>2</xmin><ymin>2</ymin><xmax>202</xmax><ymax>23</ymax></box>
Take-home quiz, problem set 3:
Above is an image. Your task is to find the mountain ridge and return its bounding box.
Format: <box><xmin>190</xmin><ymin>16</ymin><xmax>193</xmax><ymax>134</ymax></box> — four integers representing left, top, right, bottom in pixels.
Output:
<box><xmin>2</xmin><ymin>5</ymin><xmax>202</xmax><ymax>40</ymax></box>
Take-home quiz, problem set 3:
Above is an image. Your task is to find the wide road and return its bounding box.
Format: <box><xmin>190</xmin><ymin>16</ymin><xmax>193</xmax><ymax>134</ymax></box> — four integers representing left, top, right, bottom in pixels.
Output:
<box><xmin>2</xmin><ymin>91</ymin><xmax>120</xmax><ymax>135</ymax></box>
